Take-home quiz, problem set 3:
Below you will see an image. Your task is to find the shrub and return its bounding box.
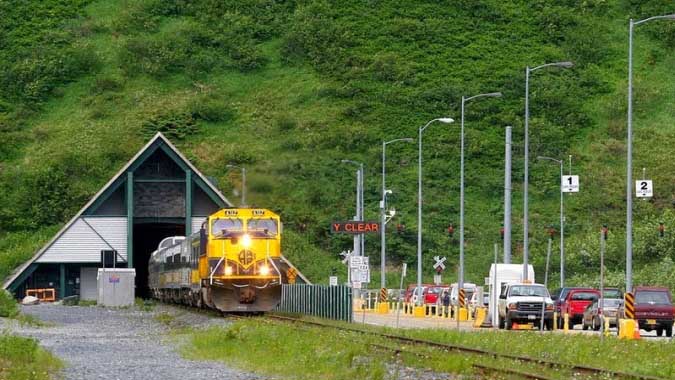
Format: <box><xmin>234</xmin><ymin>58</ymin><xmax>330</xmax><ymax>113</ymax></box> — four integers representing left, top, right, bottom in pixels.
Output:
<box><xmin>0</xmin><ymin>290</ymin><xmax>19</xmax><ymax>318</ymax></box>
<box><xmin>188</xmin><ymin>96</ymin><xmax>233</xmax><ymax>122</ymax></box>
<box><xmin>141</xmin><ymin>109</ymin><xmax>198</xmax><ymax>140</ymax></box>
<box><xmin>275</xmin><ymin>115</ymin><xmax>297</xmax><ymax>131</ymax></box>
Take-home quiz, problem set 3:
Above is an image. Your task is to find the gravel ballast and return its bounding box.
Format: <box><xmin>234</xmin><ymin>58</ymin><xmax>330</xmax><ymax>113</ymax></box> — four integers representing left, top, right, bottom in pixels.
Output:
<box><xmin>5</xmin><ymin>303</ymin><xmax>263</xmax><ymax>380</ymax></box>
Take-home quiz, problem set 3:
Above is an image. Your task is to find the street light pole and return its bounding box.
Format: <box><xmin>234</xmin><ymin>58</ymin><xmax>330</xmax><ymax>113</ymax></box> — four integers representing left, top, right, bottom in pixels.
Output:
<box><xmin>625</xmin><ymin>14</ymin><xmax>675</xmax><ymax>293</ymax></box>
<box><xmin>523</xmin><ymin>61</ymin><xmax>573</xmax><ymax>281</ymax></box>
<box><xmin>417</xmin><ymin>117</ymin><xmax>454</xmax><ymax>306</ymax></box>
<box><xmin>537</xmin><ymin>156</ymin><xmax>565</xmax><ymax>287</ymax></box>
<box><xmin>226</xmin><ymin>164</ymin><xmax>246</xmax><ymax>206</ymax></box>
<box><xmin>459</xmin><ymin>92</ymin><xmax>501</xmax><ymax>290</ymax></box>
<box><xmin>381</xmin><ymin>138</ymin><xmax>414</xmax><ymax>290</ymax></box>
<box><xmin>342</xmin><ymin>159</ymin><xmax>365</xmax><ymax>257</ymax></box>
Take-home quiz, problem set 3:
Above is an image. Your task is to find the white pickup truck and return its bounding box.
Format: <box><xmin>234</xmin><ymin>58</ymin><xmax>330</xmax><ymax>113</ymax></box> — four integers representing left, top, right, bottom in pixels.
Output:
<box><xmin>498</xmin><ymin>283</ymin><xmax>554</xmax><ymax>330</ymax></box>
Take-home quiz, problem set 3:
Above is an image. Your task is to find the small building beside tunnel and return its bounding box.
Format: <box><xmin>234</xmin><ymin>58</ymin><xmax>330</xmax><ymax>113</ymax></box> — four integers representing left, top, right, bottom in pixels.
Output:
<box><xmin>3</xmin><ymin>132</ymin><xmax>232</xmax><ymax>300</ymax></box>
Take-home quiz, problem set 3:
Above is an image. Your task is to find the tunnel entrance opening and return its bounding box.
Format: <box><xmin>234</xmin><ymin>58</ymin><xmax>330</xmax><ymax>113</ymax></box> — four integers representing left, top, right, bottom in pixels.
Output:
<box><xmin>133</xmin><ymin>222</ymin><xmax>185</xmax><ymax>299</ymax></box>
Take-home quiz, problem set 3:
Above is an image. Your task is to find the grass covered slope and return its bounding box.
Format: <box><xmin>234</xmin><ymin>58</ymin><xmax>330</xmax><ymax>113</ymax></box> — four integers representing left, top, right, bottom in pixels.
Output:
<box><xmin>1</xmin><ymin>0</ymin><xmax>674</xmax><ymax>287</ymax></box>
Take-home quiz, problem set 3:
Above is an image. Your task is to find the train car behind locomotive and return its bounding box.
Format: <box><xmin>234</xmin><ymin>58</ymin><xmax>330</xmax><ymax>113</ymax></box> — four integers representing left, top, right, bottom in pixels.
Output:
<box><xmin>148</xmin><ymin>208</ymin><xmax>305</xmax><ymax>312</ymax></box>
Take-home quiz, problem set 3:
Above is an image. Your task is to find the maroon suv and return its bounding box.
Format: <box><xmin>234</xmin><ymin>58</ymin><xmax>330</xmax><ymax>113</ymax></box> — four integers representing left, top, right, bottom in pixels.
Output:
<box><xmin>630</xmin><ymin>286</ymin><xmax>674</xmax><ymax>337</ymax></box>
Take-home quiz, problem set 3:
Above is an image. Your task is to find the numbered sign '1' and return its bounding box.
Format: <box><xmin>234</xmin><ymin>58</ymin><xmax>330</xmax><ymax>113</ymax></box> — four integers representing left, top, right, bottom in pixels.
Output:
<box><xmin>561</xmin><ymin>175</ymin><xmax>579</xmax><ymax>193</ymax></box>
<box><xmin>636</xmin><ymin>180</ymin><xmax>653</xmax><ymax>198</ymax></box>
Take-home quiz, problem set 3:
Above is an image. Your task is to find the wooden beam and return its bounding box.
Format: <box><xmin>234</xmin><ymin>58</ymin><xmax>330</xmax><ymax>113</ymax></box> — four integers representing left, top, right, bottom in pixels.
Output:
<box><xmin>127</xmin><ymin>172</ymin><xmax>134</xmax><ymax>268</ymax></box>
<box><xmin>185</xmin><ymin>170</ymin><xmax>192</xmax><ymax>237</ymax></box>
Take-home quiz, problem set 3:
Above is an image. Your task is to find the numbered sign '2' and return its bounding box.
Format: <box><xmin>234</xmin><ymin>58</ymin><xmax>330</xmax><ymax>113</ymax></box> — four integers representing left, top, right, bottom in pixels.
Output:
<box><xmin>561</xmin><ymin>175</ymin><xmax>579</xmax><ymax>193</ymax></box>
<box><xmin>636</xmin><ymin>180</ymin><xmax>653</xmax><ymax>198</ymax></box>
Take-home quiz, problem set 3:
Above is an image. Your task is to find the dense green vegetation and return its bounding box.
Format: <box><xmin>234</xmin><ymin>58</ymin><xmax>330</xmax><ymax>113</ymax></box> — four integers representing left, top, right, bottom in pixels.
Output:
<box><xmin>0</xmin><ymin>334</ymin><xmax>62</xmax><ymax>380</ymax></box>
<box><xmin>1</xmin><ymin>0</ymin><xmax>674</xmax><ymax>289</ymax></box>
<box><xmin>182</xmin><ymin>316</ymin><xmax>675</xmax><ymax>379</ymax></box>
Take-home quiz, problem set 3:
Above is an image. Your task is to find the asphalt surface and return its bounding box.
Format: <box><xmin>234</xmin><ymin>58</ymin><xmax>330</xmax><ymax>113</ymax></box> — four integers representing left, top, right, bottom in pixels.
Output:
<box><xmin>4</xmin><ymin>304</ymin><xmax>265</xmax><ymax>380</ymax></box>
<box><xmin>358</xmin><ymin>311</ymin><xmax>675</xmax><ymax>340</ymax></box>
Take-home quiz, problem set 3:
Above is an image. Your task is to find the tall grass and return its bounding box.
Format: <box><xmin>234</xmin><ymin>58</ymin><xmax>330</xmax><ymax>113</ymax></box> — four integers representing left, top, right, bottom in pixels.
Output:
<box><xmin>0</xmin><ymin>334</ymin><xmax>62</xmax><ymax>380</ymax></box>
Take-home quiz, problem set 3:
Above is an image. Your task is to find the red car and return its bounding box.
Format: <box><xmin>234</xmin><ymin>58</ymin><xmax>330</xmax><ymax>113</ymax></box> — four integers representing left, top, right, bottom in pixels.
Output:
<box><xmin>423</xmin><ymin>285</ymin><xmax>449</xmax><ymax>305</ymax></box>
<box><xmin>403</xmin><ymin>284</ymin><xmax>432</xmax><ymax>304</ymax></box>
<box><xmin>559</xmin><ymin>288</ymin><xmax>600</xmax><ymax>327</ymax></box>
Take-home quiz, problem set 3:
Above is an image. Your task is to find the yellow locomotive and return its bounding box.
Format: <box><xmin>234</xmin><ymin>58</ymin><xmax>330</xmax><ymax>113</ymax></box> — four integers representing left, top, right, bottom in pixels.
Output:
<box><xmin>148</xmin><ymin>208</ymin><xmax>303</xmax><ymax>312</ymax></box>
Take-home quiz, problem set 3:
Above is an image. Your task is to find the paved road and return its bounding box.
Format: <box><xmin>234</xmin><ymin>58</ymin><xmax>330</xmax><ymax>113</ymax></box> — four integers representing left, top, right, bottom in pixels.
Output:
<box><xmin>4</xmin><ymin>304</ymin><xmax>264</xmax><ymax>380</ymax></box>
<box><xmin>358</xmin><ymin>311</ymin><xmax>675</xmax><ymax>341</ymax></box>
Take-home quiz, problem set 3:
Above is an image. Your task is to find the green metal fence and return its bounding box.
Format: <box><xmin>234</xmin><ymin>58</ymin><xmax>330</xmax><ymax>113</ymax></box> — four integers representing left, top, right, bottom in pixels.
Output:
<box><xmin>276</xmin><ymin>284</ymin><xmax>353</xmax><ymax>322</ymax></box>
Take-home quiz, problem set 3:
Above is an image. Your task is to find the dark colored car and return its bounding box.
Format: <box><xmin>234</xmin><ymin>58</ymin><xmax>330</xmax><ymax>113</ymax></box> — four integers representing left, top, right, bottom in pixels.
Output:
<box><xmin>559</xmin><ymin>288</ymin><xmax>600</xmax><ymax>327</ymax></box>
<box><xmin>617</xmin><ymin>286</ymin><xmax>674</xmax><ymax>337</ymax></box>
<box><xmin>603</xmin><ymin>288</ymin><xmax>623</xmax><ymax>299</ymax></box>
<box><xmin>582</xmin><ymin>298</ymin><xmax>622</xmax><ymax>331</ymax></box>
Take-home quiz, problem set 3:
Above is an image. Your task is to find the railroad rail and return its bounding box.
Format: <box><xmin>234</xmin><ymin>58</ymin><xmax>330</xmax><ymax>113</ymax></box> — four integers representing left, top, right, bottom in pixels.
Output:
<box><xmin>264</xmin><ymin>314</ymin><xmax>665</xmax><ymax>380</ymax></box>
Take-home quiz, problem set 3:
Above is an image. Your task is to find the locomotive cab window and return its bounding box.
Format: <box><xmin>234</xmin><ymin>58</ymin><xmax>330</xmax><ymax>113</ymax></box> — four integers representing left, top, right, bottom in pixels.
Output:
<box><xmin>211</xmin><ymin>218</ymin><xmax>243</xmax><ymax>237</ymax></box>
<box><xmin>247</xmin><ymin>218</ymin><xmax>278</xmax><ymax>237</ymax></box>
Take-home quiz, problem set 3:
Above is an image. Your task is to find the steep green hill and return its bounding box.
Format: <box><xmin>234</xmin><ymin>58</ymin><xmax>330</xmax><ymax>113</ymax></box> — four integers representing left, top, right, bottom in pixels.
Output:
<box><xmin>1</xmin><ymin>0</ymin><xmax>674</xmax><ymax>289</ymax></box>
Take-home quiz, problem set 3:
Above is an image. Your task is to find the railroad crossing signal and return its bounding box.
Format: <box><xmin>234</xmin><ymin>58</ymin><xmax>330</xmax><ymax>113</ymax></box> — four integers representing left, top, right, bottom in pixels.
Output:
<box><xmin>635</xmin><ymin>180</ymin><xmax>653</xmax><ymax>198</ymax></box>
<box><xmin>339</xmin><ymin>250</ymin><xmax>352</xmax><ymax>264</ymax></box>
<box><xmin>561</xmin><ymin>175</ymin><xmax>579</xmax><ymax>192</ymax></box>
<box><xmin>433</xmin><ymin>256</ymin><xmax>446</xmax><ymax>272</ymax></box>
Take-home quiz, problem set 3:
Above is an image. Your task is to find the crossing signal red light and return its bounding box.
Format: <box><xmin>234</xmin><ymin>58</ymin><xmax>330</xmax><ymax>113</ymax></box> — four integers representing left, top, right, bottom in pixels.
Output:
<box><xmin>447</xmin><ymin>224</ymin><xmax>454</xmax><ymax>237</ymax></box>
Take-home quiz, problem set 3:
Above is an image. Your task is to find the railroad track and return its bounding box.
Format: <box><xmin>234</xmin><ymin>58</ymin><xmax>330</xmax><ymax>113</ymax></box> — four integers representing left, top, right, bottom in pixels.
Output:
<box><xmin>264</xmin><ymin>314</ymin><xmax>664</xmax><ymax>380</ymax></box>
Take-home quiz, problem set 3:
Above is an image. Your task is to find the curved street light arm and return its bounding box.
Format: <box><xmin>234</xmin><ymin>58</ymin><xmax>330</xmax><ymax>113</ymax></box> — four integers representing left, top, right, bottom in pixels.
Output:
<box><xmin>385</xmin><ymin>137</ymin><xmax>414</xmax><ymax>146</ymax></box>
<box><xmin>537</xmin><ymin>156</ymin><xmax>563</xmax><ymax>165</ymax></box>
<box><xmin>464</xmin><ymin>91</ymin><xmax>503</xmax><ymax>102</ymax></box>
<box><xmin>634</xmin><ymin>14</ymin><xmax>675</xmax><ymax>26</ymax></box>
<box><xmin>530</xmin><ymin>61</ymin><xmax>574</xmax><ymax>73</ymax></box>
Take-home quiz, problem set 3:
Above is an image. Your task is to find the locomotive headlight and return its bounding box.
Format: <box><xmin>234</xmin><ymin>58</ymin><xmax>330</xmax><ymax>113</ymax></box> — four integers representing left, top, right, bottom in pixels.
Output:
<box><xmin>241</xmin><ymin>234</ymin><xmax>252</xmax><ymax>248</ymax></box>
<box><xmin>259</xmin><ymin>265</ymin><xmax>270</xmax><ymax>275</ymax></box>
<box><xmin>224</xmin><ymin>266</ymin><xmax>233</xmax><ymax>275</ymax></box>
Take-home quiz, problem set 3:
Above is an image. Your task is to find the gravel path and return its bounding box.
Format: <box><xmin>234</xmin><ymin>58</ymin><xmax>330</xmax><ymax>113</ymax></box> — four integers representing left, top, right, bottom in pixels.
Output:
<box><xmin>3</xmin><ymin>303</ymin><xmax>266</xmax><ymax>380</ymax></box>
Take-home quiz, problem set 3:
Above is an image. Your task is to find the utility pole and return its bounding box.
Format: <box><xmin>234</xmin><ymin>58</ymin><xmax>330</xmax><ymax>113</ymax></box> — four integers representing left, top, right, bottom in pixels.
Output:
<box><xmin>503</xmin><ymin>126</ymin><xmax>512</xmax><ymax>263</ymax></box>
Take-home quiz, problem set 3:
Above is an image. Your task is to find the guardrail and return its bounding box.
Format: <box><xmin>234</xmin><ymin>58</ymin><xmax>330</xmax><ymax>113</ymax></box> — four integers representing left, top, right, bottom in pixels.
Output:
<box><xmin>276</xmin><ymin>284</ymin><xmax>353</xmax><ymax>322</ymax></box>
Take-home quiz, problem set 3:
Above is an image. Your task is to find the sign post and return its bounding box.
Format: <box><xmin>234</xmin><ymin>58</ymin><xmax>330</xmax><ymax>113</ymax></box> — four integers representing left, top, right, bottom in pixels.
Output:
<box><xmin>396</xmin><ymin>263</ymin><xmax>407</xmax><ymax>328</ymax></box>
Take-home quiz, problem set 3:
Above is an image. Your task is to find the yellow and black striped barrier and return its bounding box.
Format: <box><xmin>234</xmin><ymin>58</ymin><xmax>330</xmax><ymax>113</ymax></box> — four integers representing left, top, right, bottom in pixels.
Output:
<box><xmin>377</xmin><ymin>288</ymin><xmax>389</xmax><ymax>314</ymax></box>
<box><xmin>625</xmin><ymin>292</ymin><xmax>635</xmax><ymax>319</ymax></box>
<box><xmin>459</xmin><ymin>288</ymin><xmax>466</xmax><ymax>308</ymax></box>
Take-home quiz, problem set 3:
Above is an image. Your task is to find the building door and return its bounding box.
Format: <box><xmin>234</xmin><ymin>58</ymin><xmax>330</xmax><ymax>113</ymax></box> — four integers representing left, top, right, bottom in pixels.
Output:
<box><xmin>80</xmin><ymin>267</ymin><xmax>98</xmax><ymax>301</ymax></box>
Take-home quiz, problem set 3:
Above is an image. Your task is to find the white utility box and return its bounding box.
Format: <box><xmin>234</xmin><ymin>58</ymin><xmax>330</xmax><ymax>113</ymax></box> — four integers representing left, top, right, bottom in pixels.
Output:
<box><xmin>97</xmin><ymin>268</ymin><xmax>135</xmax><ymax>307</ymax></box>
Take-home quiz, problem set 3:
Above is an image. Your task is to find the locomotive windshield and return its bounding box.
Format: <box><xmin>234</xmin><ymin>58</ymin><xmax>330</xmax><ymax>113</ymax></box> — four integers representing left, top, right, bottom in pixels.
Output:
<box><xmin>247</xmin><ymin>218</ymin><xmax>278</xmax><ymax>237</ymax></box>
<box><xmin>211</xmin><ymin>218</ymin><xmax>243</xmax><ymax>237</ymax></box>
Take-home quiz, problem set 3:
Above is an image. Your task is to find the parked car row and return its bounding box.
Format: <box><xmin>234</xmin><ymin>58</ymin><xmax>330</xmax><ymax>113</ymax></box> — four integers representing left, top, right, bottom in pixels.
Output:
<box><xmin>402</xmin><ymin>282</ymin><xmax>480</xmax><ymax>308</ymax></box>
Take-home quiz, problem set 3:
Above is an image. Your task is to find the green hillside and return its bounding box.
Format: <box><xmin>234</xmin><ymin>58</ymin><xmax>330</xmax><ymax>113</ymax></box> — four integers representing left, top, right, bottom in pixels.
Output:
<box><xmin>1</xmin><ymin>0</ymin><xmax>674</xmax><ymax>289</ymax></box>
